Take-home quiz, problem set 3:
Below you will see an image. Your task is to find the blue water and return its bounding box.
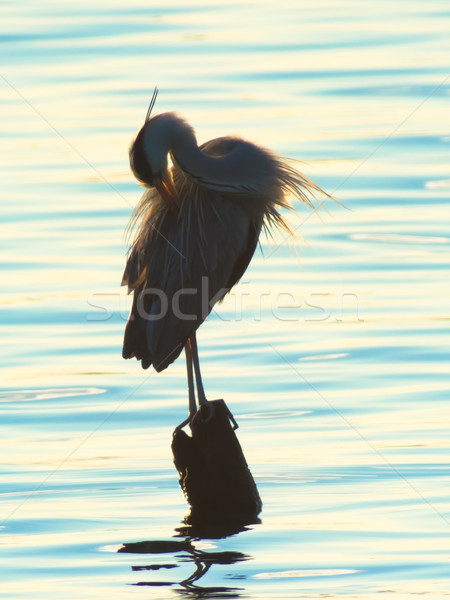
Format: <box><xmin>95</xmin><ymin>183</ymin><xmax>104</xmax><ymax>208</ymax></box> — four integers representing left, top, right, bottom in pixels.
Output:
<box><xmin>1</xmin><ymin>0</ymin><xmax>450</xmax><ymax>597</ymax></box>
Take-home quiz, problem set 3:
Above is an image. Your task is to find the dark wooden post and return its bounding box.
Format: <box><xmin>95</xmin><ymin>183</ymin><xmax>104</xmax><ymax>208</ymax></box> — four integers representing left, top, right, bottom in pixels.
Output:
<box><xmin>172</xmin><ymin>399</ymin><xmax>262</xmax><ymax>532</ymax></box>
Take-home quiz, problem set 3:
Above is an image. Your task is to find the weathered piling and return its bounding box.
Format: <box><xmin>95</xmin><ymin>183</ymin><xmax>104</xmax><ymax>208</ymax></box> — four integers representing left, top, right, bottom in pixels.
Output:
<box><xmin>172</xmin><ymin>399</ymin><xmax>262</xmax><ymax>531</ymax></box>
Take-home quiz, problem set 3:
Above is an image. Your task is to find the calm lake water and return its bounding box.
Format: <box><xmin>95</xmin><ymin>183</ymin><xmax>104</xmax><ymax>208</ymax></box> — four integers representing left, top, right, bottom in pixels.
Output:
<box><xmin>1</xmin><ymin>0</ymin><xmax>450</xmax><ymax>597</ymax></box>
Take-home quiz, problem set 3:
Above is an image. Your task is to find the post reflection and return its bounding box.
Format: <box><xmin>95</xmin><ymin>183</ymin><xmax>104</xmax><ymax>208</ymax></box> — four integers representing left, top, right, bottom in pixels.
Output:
<box><xmin>118</xmin><ymin>513</ymin><xmax>259</xmax><ymax>596</ymax></box>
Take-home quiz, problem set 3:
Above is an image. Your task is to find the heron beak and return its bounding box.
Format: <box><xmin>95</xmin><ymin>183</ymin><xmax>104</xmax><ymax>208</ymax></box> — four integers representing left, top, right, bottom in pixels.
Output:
<box><xmin>154</xmin><ymin>172</ymin><xmax>179</xmax><ymax>214</ymax></box>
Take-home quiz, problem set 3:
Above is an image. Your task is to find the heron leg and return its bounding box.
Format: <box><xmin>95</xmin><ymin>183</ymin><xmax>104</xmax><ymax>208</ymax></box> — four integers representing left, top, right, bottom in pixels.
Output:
<box><xmin>189</xmin><ymin>332</ymin><xmax>207</xmax><ymax>406</ymax></box>
<box><xmin>185</xmin><ymin>339</ymin><xmax>197</xmax><ymax>418</ymax></box>
<box><xmin>184</xmin><ymin>333</ymin><xmax>239</xmax><ymax>431</ymax></box>
<box><xmin>174</xmin><ymin>340</ymin><xmax>197</xmax><ymax>432</ymax></box>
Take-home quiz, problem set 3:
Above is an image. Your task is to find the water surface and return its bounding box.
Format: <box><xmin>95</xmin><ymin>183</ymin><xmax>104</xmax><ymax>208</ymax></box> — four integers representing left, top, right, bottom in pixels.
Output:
<box><xmin>1</xmin><ymin>0</ymin><xmax>450</xmax><ymax>598</ymax></box>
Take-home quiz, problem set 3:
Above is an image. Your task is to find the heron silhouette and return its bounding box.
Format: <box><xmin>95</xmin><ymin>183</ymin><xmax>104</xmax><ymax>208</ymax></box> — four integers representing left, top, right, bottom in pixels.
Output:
<box><xmin>122</xmin><ymin>89</ymin><xmax>325</xmax><ymax>429</ymax></box>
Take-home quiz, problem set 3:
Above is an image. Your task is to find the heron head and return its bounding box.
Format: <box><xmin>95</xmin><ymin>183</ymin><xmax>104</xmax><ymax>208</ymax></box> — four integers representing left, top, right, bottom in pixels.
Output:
<box><xmin>129</xmin><ymin>113</ymin><xmax>181</xmax><ymax>213</ymax></box>
<box><xmin>129</xmin><ymin>121</ymin><xmax>167</xmax><ymax>187</ymax></box>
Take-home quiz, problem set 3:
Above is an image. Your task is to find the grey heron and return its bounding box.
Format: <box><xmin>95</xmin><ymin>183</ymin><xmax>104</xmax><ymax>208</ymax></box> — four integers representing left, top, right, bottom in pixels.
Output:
<box><xmin>122</xmin><ymin>89</ymin><xmax>325</xmax><ymax>429</ymax></box>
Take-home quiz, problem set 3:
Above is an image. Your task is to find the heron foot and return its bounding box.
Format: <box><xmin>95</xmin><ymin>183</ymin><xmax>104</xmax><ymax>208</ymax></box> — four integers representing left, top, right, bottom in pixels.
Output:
<box><xmin>199</xmin><ymin>400</ymin><xmax>239</xmax><ymax>430</ymax></box>
<box><xmin>226</xmin><ymin>406</ymin><xmax>239</xmax><ymax>430</ymax></box>
<box><xmin>174</xmin><ymin>416</ymin><xmax>191</xmax><ymax>433</ymax></box>
<box><xmin>174</xmin><ymin>400</ymin><xmax>239</xmax><ymax>434</ymax></box>
<box><xmin>173</xmin><ymin>403</ymin><xmax>213</xmax><ymax>433</ymax></box>
<box><xmin>173</xmin><ymin>404</ymin><xmax>212</xmax><ymax>433</ymax></box>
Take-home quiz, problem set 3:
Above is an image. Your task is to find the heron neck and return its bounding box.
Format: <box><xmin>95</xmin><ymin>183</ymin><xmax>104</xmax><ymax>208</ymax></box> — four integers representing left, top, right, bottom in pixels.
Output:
<box><xmin>170</xmin><ymin>129</ymin><xmax>232</xmax><ymax>192</ymax></box>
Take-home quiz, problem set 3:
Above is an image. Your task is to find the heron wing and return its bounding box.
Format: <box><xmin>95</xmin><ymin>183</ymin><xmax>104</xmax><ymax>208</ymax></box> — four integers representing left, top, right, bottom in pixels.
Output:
<box><xmin>122</xmin><ymin>172</ymin><xmax>261</xmax><ymax>372</ymax></box>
